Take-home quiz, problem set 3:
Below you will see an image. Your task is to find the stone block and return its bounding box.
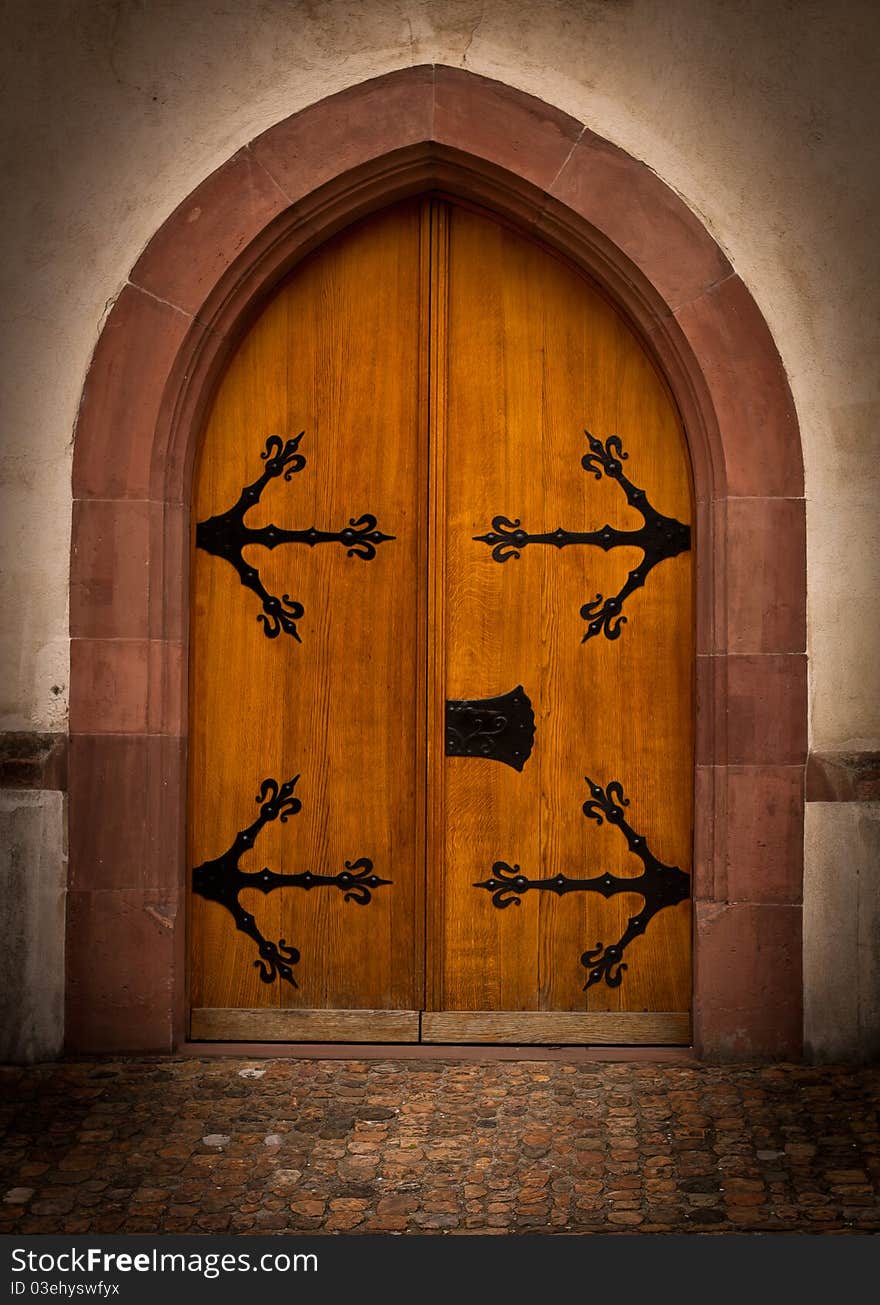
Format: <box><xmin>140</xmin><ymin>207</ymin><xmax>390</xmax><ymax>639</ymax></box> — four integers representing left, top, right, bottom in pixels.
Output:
<box><xmin>0</xmin><ymin>790</ymin><xmax>66</xmax><ymax>1062</ymax></box>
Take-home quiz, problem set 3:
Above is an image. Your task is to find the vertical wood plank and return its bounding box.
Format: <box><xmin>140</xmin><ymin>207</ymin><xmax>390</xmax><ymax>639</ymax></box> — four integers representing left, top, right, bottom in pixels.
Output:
<box><xmin>439</xmin><ymin>204</ymin><xmax>693</xmax><ymax>1014</ymax></box>
<box><xmin>425</xmin><ymin>200</ymin><xmax>450</xmax><ymax>1011</ymax></box>
<box><xmin>189</xmin><ymin>202</ymin><xmax>425</xmax><ymax>1015</ymax></box>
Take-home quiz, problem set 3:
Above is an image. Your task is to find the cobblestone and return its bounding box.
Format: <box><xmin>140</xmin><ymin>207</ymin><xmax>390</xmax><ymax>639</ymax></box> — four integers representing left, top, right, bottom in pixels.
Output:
<box><xmin>0</xmin><ymin>1058</ymin><xmax>878</xmax><ymax>1234</ymax></box>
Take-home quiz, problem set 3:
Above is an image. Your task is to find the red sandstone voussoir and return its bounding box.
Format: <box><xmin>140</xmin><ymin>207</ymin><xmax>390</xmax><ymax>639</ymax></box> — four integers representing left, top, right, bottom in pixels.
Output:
<box><xmin>551</xmin><ymin>130</ymin><xmax>732</xmax><ymax>311</ymax></box>
<box><xmin>73</xmin><ymin>286</ymin><xmax>191</xmax><ymax>500</ymax></box>
<box><xmin>433</xmin><ymin>66</ymin><xmax>582</xmax><ymax>189</ymax></box>
<box><xmin>250</xmin><ymin>65</ymin><xmax>435</xmax><ymax>202</ymax></box>
<box><xmin>130</xmin><ymin>150</ymin><xmax>290</xmax><ymax>318</ymax></box>
<box><xmin>675</xmin><ymin>276</ymin><xmax>802</xmax><ymax>497</ymax></box>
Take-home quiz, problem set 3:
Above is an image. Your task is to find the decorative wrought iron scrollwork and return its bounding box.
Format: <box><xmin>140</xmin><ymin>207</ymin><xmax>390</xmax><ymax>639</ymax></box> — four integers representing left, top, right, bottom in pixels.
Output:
<box><xmin>192</xmin><ymin>774</ymin><xmax>391</xmax><ymax>987</ymax></box>
<box><xmin>445</xmin><ymin>685</ymin><xmax>536</xmax><ymax>771</ymax></box>
<box><xmin>196</xmin><ymin>433</ymin><xmax>395</xmax><ymax>641</ymax></box>
<box><xmin>473</xmin><ymin>776</ymin><xmax>690</xmax><ymax>990</ymax></box>
<box><xmin>474</xmin><ymin>430</ymin><xmax>691</xmax><ymax>642</ymax></box>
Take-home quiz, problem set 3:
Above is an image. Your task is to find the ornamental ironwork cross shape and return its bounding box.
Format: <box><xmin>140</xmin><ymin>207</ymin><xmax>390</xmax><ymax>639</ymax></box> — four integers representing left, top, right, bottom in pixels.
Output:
<box><xmin>192</xmin><ymin>774</ymin><xmax>390</xmax><ymax>988</ymax></box>
<box><xmin>473</xmin><ymin>776</ymin><xmax>690</xmax><ymax>990</ymax></box>
<box><xmin>474</xmin><ymin>430</ymin><xmax>691</xmax><ymax>641</ymax></box>
<box><xmin>196</xmin><ymin>433</ymin><xmax>395</xmax><ymax>641</ymax></box>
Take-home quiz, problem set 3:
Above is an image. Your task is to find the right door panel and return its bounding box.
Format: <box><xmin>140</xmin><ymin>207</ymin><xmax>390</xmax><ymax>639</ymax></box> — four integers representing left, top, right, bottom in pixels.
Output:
<box><xmin>427</xmin><ymin>202</ymin><xmax>694</xmax><ymax>1042</ymax></box>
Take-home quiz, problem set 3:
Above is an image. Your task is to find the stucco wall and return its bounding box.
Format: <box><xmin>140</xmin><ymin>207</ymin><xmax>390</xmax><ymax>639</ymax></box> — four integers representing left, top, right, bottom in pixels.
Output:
<box><xmin>1</xmin><ymin>0</ymin><xmax>877</xmax><ymax>1058</ymax></box>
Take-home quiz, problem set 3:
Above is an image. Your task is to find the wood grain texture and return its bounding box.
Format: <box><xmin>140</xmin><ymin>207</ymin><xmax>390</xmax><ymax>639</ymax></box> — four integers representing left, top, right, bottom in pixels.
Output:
<box><xmin>189</xmin><ymin>201</ymin><xmax>425</xmax><ymax>1015</ymax></box>
<box><xmin>192</xmin><ymin>1008</ymin><xmax>420</xmax><ymax>1042</ymax></box>
<box><xmin>421</xmin><ymin>1011</ymin><xmax>690</xmax><ymax>1044</ymax></box>
<box><xmin>436</xmin><ymin>203</ymin><xmax>693</xmax><ymax>1016</ymax></box>
<box><xmin>189</xmin><ymin>197</ymin><xmax>694</xmax><ymax>1042</ymax></box>
<box><xmin>425</xmin><ymin>200</ymin><xmax>449</xmax><ymax>1011</ymax></box>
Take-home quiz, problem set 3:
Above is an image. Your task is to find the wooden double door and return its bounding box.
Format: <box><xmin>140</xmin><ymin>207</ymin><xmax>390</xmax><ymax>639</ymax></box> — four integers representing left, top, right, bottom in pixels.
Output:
<box><xmin>188</xmin><ymin>198</ymin><xmax>694</xmax><ymax>1045</ymax></box>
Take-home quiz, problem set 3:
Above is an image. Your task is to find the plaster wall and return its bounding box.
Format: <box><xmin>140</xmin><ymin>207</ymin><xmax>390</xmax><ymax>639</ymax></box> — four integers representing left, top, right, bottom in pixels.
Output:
<box><xmin>1</xmin><ymin>0</ymin><xmax>877</xmax><ymax>1058</ymax></box>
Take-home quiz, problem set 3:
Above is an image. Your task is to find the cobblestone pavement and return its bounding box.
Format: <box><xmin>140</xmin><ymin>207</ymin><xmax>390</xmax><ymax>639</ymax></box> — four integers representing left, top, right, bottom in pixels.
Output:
<box><xmin>1</xmin><ymin>1057</ymin><xmax>878</xmax><ymax>1235</ymax></box>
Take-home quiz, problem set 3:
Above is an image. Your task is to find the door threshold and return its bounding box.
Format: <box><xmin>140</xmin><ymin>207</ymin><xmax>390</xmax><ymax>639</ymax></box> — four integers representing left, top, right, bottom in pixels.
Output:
<box><xmin>191</xmin><ymin>1007</ymin><xmax>690</xmax><ymax>1045</ymax></box>
<box><xmin>178</xmin><ymin>1040</ymin><xmax>697</xmax><ymax>1063</ymax></box>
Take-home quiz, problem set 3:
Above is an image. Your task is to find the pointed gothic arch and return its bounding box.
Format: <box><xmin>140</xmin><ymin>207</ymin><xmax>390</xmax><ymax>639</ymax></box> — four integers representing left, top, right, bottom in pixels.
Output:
<box><xmin>68</xmin><ymin>66</ymin><xmax>805</xmax><ymax>1057</ymax></box>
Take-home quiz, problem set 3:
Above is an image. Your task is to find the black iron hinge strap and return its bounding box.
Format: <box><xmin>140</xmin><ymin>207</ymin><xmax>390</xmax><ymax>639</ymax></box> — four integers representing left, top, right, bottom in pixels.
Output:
<box><xmin>474</xmin><ymin>430</ymin><xmax>691</xmax><ymax>642</ymax></box>
<box><xmin>196</xmin><ymin>434</ymin><xmax>395</xmax><ymax>641</ymax></box>
<box><xmin>473</xmin><ymin>776</ymin><xmax>690</xmax><ymax>990</ymax></box>
<box><xmin>191</xmin><ymin>775</ymin><xmax>390</xmax><ymax>987</ymax></box>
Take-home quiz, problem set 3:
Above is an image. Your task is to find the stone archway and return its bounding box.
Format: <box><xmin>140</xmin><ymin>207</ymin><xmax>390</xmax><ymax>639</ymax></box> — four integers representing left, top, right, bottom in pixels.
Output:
<box><xmin>67</xmin><ymin>66</ymin><xmax>806</xmax><ymax>1057</ymax></box>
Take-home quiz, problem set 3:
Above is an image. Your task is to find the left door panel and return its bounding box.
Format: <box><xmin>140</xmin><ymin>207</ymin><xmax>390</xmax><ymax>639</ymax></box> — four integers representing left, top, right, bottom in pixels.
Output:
<box><xmin>189</xmin><ymin>201</ymin><xmax>426</xmax><ymax>1038</ymax></box>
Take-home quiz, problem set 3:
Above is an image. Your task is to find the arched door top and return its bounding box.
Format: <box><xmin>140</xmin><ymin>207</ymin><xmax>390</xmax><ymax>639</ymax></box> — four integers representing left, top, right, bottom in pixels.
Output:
<box><xmin>68</xmin><ymin>66</ymin><xmax>806</xmax><ymax>1059</ymax></box>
